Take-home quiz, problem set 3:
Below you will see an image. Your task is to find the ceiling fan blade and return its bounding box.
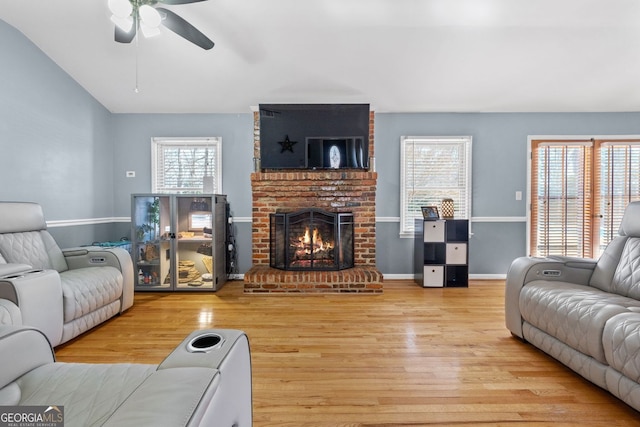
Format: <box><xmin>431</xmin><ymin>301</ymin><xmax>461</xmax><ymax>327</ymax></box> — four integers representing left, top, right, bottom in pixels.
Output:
<box><xmin>157</xmin><ymin>0</ymin><xmax>207</xmax><ymax>4</ymax></box>
<box><xmin>156</xmin><ymin>7</ymin><xmax>214</xmax><ymax>50</ymax></box>
<box><xmin>114</xmin><ymin>16</ymin><xmax>137</xmax><ymax>43</ymax></box>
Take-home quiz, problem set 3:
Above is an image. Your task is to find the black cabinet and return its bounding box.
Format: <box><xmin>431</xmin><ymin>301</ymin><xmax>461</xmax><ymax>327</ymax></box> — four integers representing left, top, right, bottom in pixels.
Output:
<box><xmin>414</xmin><ymin>219</ymin><xmax>469</xmax><ymax>287</ymax></box>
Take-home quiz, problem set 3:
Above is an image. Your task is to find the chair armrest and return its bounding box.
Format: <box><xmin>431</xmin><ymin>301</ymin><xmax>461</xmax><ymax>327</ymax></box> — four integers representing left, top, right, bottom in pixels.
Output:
<box><xmin>102</xmin><ymin>368</ymin><xmax>222</xmax><ymax>427</ymax></box>
<box><xmin>0</xmin><ymin>326</ymin><xmax>55</xmax><ymax>390</ymax></box>
<box><xmin>0</xmin><ymin>270</ymin><xmax>63</xmax><ymax>346</ymax></box>
<box><xmin>0</xmin><ymin>263</ymin><xmax>33</xmax><ymax>277</ymax></box>
<box><xmin>158</xmin><ymin>330</ymin><xmax>253</xmax><ymax>426</ymax></box>
<box><xmin>0</xmin><ymin>299</ymin><xmax>21</xmax><ymax>326</ymax></box>
<box><xmin>505</xmin><ymin>256</ymin><xmax>597</xmax><ymax>338</ymax></box>
<box><xmin>62</xmin><ymin>247</ymin><xmax>134</xmax><ymax>312</ymax></box>
<box><xmin>105</xmin><ymin>330</ymin><xmax>252</xmax><ymax>427</ymax></box>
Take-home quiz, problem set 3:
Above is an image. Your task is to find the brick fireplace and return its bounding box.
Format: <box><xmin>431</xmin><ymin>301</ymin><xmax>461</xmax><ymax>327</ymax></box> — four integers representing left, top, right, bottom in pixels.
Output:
<box><xmin>244</xmin><ymin>110</ymin><xmax>383</xmax><ymax>293</ymax></box>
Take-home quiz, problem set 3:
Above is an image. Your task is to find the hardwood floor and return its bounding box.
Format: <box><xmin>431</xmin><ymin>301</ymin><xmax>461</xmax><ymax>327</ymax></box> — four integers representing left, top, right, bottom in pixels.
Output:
<box><xmin>55</xmin><ymin>280</ymin><xmax>640</xmax><ymax>426</ymax></box>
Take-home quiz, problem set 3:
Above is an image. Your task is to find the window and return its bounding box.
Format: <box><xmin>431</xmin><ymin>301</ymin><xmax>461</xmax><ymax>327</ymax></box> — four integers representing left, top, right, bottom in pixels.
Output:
<box><xmin>530</xmin><ymin>138</ymin><xmax>640</xmax><ymax>258</ymax></box>
<box><xmin>151</xmin><ymin>137</ymin><xmax>222</xmax><ymax>194</ymax></box>
<box><xmin>530</xmin><ymin>141</ymin><xmax>593</xmax><ymax>257</ymax></box>
<box><xmin>400</xmin><ymin>136</ymin><xmax>472</xmax><ymax>237</ymax></box>
<box><xmin>598</xmin><ymin>141</ymin><xmax>640</xmax><ymax>253</ymax></box>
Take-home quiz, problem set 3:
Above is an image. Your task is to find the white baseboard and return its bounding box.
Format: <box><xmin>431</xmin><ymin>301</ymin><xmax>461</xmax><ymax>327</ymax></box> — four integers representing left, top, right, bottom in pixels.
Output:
<box><xmin>381</xmin><ymin>273</ymin><xmax>506</xmax><ymax>280</ymax></box>
<box><xmin>470</xmin><ymin>274</ymin><xmax>507</xmax><ymax>280</ymax></box>
<box><xmin>381</xmin><ymin>274</ymin><xmax>414</xmax><ymax>280</ymax></box>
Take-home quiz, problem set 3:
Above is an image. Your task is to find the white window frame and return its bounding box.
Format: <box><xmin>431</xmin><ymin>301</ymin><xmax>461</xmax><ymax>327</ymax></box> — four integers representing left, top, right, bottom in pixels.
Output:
<box><xmin>400</xmin><ymin>136</ymin><xmax>473</xmax><ymax>238</ymax></box>
<box><xmin>151</xmin><ymin>137</ymin><xmax>222</xmax><ymax>194</ymax></box>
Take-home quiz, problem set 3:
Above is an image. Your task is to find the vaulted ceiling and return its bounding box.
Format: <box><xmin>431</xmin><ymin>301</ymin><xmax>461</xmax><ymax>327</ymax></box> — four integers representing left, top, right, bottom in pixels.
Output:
<box><xmin>2</xmin><ymin>0</ymin><xmax>640</xmax><ymax>113</ymax></box>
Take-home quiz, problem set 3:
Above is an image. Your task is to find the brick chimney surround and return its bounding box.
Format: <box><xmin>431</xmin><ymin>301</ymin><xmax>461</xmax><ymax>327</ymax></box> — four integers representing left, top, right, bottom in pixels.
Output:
<box><xmin>244</xmin><ymin>110</ymin><xmax>383</xmax><ymax>293</ymax></box>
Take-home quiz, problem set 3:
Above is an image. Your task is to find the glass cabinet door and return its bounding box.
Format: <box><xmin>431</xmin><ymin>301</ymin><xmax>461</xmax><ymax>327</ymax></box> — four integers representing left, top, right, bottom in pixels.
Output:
<box><xmin>132</xmin><ymin>195</ymin><xmax>172</xmax><ymax>290</ymax></box>
<box><xmin>174</xmin><ymin>195</ymin><xmax>215</xmax><ymax>290</ymax></box>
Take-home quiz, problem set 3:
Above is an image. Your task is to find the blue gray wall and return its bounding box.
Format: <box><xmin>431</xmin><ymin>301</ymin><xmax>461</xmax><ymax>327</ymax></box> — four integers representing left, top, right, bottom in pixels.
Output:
<box><xmin>3</xmin><ymin>19</ymin><xmax>640</xmax><ymax>276</ymax></box>
<box><xmin>0</xmin><ymin>20</ymin><xmax>116</xmax><ymax>248</ymax></box>
<box><xmin>110</xmin><ymin>113</ymin><xmax>254</xmax><ymax>273</ymax></box>
<box><xmin>375</xmin><ymin>113</ymin><xmax>640</xmax><ymax>275</ymax></box>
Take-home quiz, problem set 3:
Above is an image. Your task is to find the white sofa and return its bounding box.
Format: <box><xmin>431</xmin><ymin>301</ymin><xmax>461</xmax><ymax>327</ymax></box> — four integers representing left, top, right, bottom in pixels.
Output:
<box><xmin>0</xmin><ymin>202</ymin><xmax>134</xmax><ymax>346</ymax></box>
<box><xmin>505</xmin><ymin>201</ymin><xmax>640</xmax><ymax>411</ymax></box>
<box><xmin>0</xmin><ymin>325</ymin><xmax>252</xmax><ymax>426</ymax></box>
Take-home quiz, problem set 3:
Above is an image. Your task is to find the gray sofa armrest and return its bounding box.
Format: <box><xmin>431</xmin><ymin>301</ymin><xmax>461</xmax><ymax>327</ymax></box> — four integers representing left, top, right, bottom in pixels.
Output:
<box><xmin>102</xmin><ymin>367</ymin><xmax>221</xmax><ymax>427</ymax></box>
<box><xmin>157</xmin><ymin>330</ymin><xmax>253</xmax><ymax>426</ymax></box>
<box><xmin>0</xmin><ymin>264</ymin><xmax>33</xmax><ymax>277</ymax></box>
<box><xmin>505</xmin><ymin>256</ymin><xmax>597</xmax><ymax>338</ymax></box>
<box><xmin>0</xmin><ymin>270</ymin><xmax>63</xmax><ymax>346</ymax></box>
<box><xmin>62</xmin><ymin>246</ymin><xmax>134</xmax><ymax>312</ymax></box>
<box><xmin>0</xmin><ymin>326</ymin><xmax>55</xmax><ymax>390</ymax></box>
<box><xmin>0</xmin><ymin>299</ymin><xmax>21</xmax><ymax>326</ymax></box>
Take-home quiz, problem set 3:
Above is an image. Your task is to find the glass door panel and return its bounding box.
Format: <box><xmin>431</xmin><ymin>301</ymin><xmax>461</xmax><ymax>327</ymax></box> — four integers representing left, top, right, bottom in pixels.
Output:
<box><xmin>132</xmin><ymin>194</ymin><xmax>172</xmax><ymax>290</ymax></box>
<box><xmin>175</xmin><ymin>196</ymin><xmax>215</xmax><ymax>290</ymax></box>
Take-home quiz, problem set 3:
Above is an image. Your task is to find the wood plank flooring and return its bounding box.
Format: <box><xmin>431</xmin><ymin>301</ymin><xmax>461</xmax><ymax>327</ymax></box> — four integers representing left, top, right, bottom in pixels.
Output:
<box><xmin>55</xmin><ymin>280</ymin><xmax>640</xmax><ymax>426</ymax></box>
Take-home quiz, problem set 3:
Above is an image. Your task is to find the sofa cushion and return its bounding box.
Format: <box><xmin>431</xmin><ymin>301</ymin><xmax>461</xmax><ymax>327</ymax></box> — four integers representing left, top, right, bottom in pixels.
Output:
<box><xmin>520</xmin><ymin>281</ymin><xmax>640</xmax><ymax>363</ymax></box>
<box><xmin>0</xmin><ymin>231</ymin><xmax>68</xmax><ymax>272</ymax></box>
<box><xmin>619</xmin><ymin>202</ymin><xmax>640</xmax><ymax>238</ymax></box>
<box><xmin>16</xmin><ymin>363</ymin><xmax>156</xmax><ymax>426</ymax></box>
<box><xmin>590</xmin><ymin>236</ymin><xmax>627</xmax><ymax>293</ymax></box>
<box><xmin>611</xmin><ymin>237</ymin><xmax>640</xmax><ymax>299</ymax></box>
<box><xmin>0</xmin><ymin>202</ymin><xmax>47</xmax><ymax>234</ymax></box>
<box><xmin>603</xmin><ymin>312</ymin><xmax>640</xmax><ymax>382</ymax></box>
<box><xmin>61</xmin><ymin>267</ymin><xmax>123</xmax><ymax>322</ymax></box>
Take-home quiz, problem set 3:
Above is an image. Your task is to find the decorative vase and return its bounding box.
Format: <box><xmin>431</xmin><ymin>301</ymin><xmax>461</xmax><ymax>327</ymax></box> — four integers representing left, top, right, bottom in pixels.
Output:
<box><xmin>441</xmin><ymin>198</ymin><xmax>454</xmax><ymax>219</ymax></box>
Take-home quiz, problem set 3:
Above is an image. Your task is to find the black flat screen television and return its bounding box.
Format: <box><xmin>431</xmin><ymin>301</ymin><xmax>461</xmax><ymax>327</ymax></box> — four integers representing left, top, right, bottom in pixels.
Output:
<box><xmin>259</xmin><ymin>103</ymin><xmax>370</xmax><ymax>170</ymax></box>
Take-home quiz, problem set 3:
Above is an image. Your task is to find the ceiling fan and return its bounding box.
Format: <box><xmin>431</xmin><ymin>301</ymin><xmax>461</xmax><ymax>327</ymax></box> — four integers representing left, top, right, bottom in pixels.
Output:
<box><xmin>108</xmin><ymin>0</ymin><xmax>214</xmax><ymax>50</ymax></box>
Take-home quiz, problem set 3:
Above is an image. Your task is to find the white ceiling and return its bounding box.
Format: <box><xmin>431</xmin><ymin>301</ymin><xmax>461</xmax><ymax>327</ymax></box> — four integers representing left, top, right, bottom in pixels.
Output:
<box><xmin>2</xmin><ymin>0</ymin><xmax>640</xmax><ymax>114</ymax></box>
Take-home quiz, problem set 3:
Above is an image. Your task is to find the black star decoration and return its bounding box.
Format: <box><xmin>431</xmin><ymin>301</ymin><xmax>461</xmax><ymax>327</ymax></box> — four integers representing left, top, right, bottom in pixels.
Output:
<box><xmin>278</xmin><ymin>135</ymin><xmax>297</xmax><ymax>153</ymax></box>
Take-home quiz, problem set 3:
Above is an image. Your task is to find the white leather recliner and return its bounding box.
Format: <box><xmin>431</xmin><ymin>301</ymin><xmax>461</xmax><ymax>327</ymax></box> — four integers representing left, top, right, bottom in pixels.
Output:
<box><xmin>0</xmin><ymin>325</ymin><xmax>253</xmax><ymax>426</ymax></box>
<box><xmin>0</xmin><ymin>202</ymin><xmax>134</xmax><ymax>346</ymax></box>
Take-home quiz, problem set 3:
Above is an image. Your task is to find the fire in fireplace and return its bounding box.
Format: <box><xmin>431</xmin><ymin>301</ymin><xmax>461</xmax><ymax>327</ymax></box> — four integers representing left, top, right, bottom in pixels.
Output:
<box><xmin>270</xmin><ymin>208</ymin><xmax>354</xmax><ymax>271</ymax></box>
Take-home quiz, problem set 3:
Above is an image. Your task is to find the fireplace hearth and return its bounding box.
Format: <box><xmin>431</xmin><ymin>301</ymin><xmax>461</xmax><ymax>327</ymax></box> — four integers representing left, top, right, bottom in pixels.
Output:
<box><xmin>270</xmin><ymin>209</ymin><xmax>354</xmax><ymax>271</ymax></box>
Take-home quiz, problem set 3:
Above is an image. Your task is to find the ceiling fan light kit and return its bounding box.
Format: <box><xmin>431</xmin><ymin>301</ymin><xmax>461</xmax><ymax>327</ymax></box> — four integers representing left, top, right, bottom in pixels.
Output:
<box><xmin>139</xmin><ymin>4</ymin><xmax>162</xmax><ymax>27</ymax></box>
<box><xmin>108</xmin><ymin>0</ymin><xmax>133</xmax><ymax>18</ymax></box>
<box><xmin>109</xmin><ymin>0</ymin><xmax>214</xmax><ymax>50</ymax></box>
<box><xmin>111</xmin><ymin>14</ymin><xmax>133</xmax><ymax>32</ymax></box>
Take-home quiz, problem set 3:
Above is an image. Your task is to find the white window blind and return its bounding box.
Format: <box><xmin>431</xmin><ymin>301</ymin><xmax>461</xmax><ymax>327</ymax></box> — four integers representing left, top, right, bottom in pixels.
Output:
<box><xmin>530</xmin><ymin>141</ymin><xmax>593</xmax><ymax>258</ymax></box>
<box><xmin>151</xmin><ymin>137</ymin><xmax>222</xmax><ymax>194</ymax></box>
<box><xmin>530</xmin><ymin>138</ymin><xmax>640</xmax><ymax>258</ymax></box>
<box><xmin>400</xmin><ymin>136</ymin><xmax>472</xmax><ymax>237</ymax></box>
<box><xmin>599</xmin><ymin>141</ymin><xmax>640</xmax><ymax>253</ymax></box>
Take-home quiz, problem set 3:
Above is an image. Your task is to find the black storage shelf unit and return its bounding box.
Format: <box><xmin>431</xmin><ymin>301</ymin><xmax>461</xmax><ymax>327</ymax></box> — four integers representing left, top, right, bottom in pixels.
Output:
<box><xmin>414</xmin><ymin>219</ymin><xmax>469</xmax><ymax>288</ymax></box>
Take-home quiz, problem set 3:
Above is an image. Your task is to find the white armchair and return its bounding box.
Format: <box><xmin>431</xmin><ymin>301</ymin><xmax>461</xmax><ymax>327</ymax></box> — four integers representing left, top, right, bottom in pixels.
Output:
<box><xmin>0</xmin><ymin>202</ymin><xmax>134</xmax><ymax>346</ymax></box>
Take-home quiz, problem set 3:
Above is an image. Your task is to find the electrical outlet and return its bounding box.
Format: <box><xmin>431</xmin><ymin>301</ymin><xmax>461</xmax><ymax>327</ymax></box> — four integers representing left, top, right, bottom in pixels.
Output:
<box><xmin>126</xmin><ymin>171</ymin><xmax>136</xmax><ymax>178</ymax></box>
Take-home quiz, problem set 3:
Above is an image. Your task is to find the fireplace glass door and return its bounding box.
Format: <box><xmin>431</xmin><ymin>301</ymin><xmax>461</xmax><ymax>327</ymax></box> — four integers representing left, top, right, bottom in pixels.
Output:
<box><xmin>270</xmin><ymin>209</ymin><xmax>354</xmax><ymax>271</ymax></box>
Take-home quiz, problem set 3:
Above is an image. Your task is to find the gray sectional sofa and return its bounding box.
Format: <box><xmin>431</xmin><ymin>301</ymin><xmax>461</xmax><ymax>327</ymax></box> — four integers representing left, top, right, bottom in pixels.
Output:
<box><xmin>0</xmin><ymin>202</ymin><xmax>134</xmax><ymax>346</ymax></box>
<box><xmin>506</xmin><ymin>201</ymin><xmax>640</xmax><ymax>411</ymax></box>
